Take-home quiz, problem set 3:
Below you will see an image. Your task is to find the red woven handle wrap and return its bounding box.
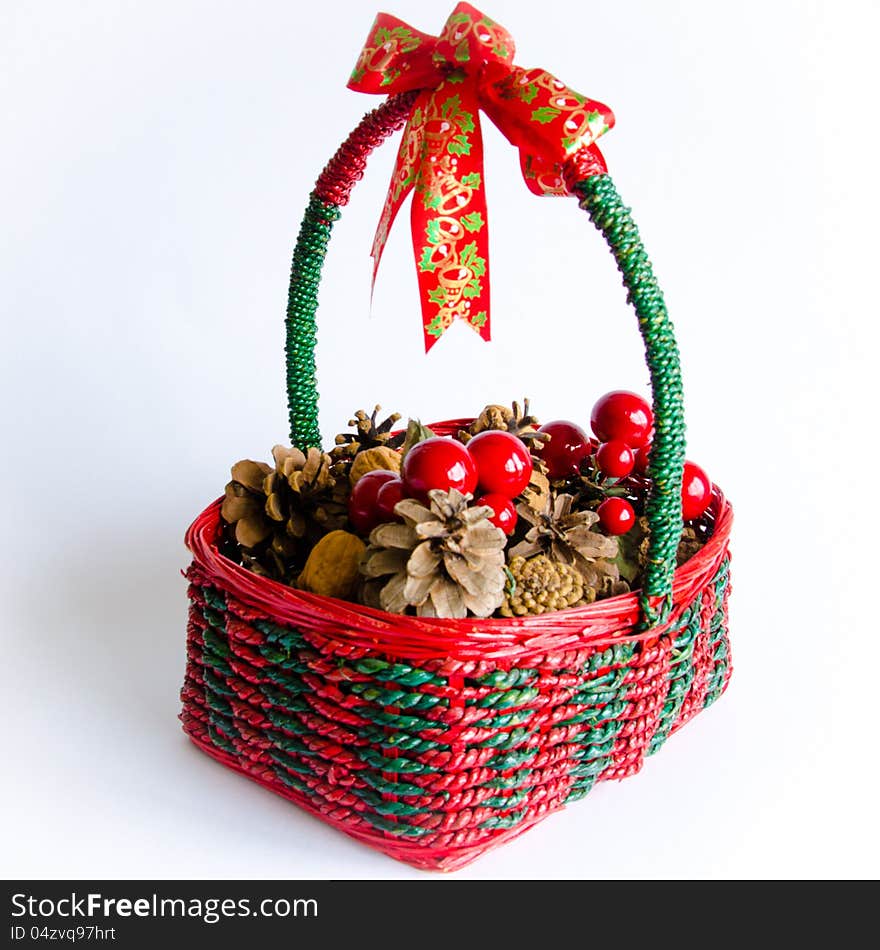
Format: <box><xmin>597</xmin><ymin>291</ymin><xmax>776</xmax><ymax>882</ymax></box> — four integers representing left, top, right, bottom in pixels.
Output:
<box><xmin>286</xmin><ymin>95</ymin><xmax>686</xmax><ymax>627</ymax></box>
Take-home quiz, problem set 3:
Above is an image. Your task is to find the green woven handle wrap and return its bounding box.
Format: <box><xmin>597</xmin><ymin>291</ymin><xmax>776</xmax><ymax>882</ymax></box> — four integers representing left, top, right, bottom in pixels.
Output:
<box><xmin>575</xmin><ymin>175</ymin><xmax>685</xmax><ymax>624</ymax></box>
<box><xmin>284</xmin><ymin>115</ymin><xmax>685</xmax><ymax>626</ymax></box>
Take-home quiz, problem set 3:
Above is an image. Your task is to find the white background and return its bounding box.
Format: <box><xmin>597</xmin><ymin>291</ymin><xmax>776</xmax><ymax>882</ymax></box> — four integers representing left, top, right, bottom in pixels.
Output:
<box><xmin>2</xmin><ymin>0</ymin><xmax>878</xmax><ymax>879</ymax></box>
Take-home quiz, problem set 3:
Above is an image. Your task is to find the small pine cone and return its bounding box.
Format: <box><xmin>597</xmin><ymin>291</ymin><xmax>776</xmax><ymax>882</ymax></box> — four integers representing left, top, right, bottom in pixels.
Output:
<box><xmin>677</xmin><ymin>525</ymin><xmax>705</xmax><ymax>566</ymax></box>
<box><xmin>500</xmin><ymin>555</ymin><xmax>587</xmax><ymax>617</ymax></box>
<box><xmin>459</xmin><ymin>399</ymin><xmax>550</xmax><ymax>458</ymax></box>
<box><xmin>330</xmin><ymin>405</ymin><xmax>403</xmax><ymax>478</ymax></box>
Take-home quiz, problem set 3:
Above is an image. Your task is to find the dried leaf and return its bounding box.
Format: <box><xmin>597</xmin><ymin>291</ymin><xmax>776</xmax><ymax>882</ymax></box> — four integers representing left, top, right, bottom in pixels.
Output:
<box><xmin>401</xmin><ymin>419</ymin><xmax>436</xmax><ymax>459</ymax></box>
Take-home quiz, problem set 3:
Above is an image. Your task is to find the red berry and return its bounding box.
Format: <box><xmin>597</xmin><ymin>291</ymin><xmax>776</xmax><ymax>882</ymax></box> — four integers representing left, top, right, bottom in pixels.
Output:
<box><xmin>535</xmin><ymin>420</ymin><xmax>592</xmax><ymax>479</ymax></box>
<box><xmin>374</xmin><ymin>476</ymin><xmax>405</xmax><ymax>523</ymax></box>
<box><xmin>590</xmin><ymin>391</ymin><xmax>653</xmax><ymax>447</ymax></box>
<box><xmin>598</xmin><ymin>497</ymin><xmax>636</xmax><ymax>535</ymax></box>
<box><xmin>401</xmin><ymin>437</ymin><xmax>478</xmax><ymax>502</ymax></box>
<box><xmin>681</xmin><ymin>461</ymin><xmax>712</xmax><ymax>520</ymax></box>
<box><xmin>633</xmin><ymin>444</ymin><xmax>652</xmax><ymax>475</ymax></box>
<box><xmin>348</xmin><ymin>469</ymin><xmax>398</xmax><ymax>534</ymax></box>
<box><xmin>467</xmin><ymin>430</ymin><xmax>533</xmax><ymax>498</ymax></box>
<box><xmin>596</xmin><ymin>440</ymin><xmax>635</xmax><ymax>478</ymax></box>
<box><xmin>476</xmin><ymin>493</ymin><xmax>517</xmax><ymax>535</ymax></box>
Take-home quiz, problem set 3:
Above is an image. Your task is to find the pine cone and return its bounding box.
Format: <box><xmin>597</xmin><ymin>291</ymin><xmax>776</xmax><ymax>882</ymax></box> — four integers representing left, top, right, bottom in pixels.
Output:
<box><xmin>500</xmin><ymin>555</ymin><xmax>588</xmax><ymax>617</ymax></box>
<box><xmin>677</xmin><ymin>524</ymin><xmax>706</xmax><ymax>566</ymax></box>
<box><xmin>511</xmin><ymin>493</ymin><xmax>624</xmax><ymax>597</ymax></box>
<box><xmin>520</xmin><ymin>468</ymin><xmax>551</xmax><ymax>514</ymax></box>
<box><xmin>220</xmin><ymin>445</ymin><xmax>347</xmax><ymax>583</ymax></box>
<box><xmin>360</xmin><ymin>488</ymin><xmax>507</xmax><ymax>618</ymax></box>
<box><xmin>630</xmin><ymin>516</ymin><xmax>707</xmax><ymax>578</ymax></box>
<box><xmin>459</xmin><ymin>399</ymin><xmax>550</xmax><ymax>456</ymax></box>
<box><xmin>330</xmin><ymin>406</ymin><xmax>404</xmax><ymax>477</ymax></box>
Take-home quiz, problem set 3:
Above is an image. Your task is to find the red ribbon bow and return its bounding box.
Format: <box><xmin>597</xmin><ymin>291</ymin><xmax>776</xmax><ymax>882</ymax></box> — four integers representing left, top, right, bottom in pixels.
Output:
<box><xmin>348</xmin><ymin>2</ymin><xmax>614</xmax><ymax>351</ymax></box>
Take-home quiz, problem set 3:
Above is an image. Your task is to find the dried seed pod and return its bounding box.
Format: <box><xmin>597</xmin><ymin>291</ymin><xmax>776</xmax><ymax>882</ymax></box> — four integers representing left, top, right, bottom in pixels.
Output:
<box><xmin>297</xmin><ymin>530</ymin><xmax>366</xmax><ymax>600</ymax></box>
<box><xmin>349</xmin><ymin>445</ymin><xmax>402</xmax><ymax>485</ymax></box>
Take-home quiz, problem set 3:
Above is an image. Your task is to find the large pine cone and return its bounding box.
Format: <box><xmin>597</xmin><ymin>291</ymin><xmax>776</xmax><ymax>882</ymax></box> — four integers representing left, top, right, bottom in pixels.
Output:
<box><xmin>360</xmin><ymin>488</ymin><xmax>507</xmax><ymax>619</ymax></box>
<box><xmin>220</xmin><ymin>445</ymin><xmax>347</xmax><ymax>583</ymax></box>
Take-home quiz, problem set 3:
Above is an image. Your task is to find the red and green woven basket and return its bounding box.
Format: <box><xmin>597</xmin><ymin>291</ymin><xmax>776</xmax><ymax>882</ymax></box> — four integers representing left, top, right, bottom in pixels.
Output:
<box><xmin>179</xmin><ymin>4</ymin><xmax>733</xmax><ymax>872</ymax></box>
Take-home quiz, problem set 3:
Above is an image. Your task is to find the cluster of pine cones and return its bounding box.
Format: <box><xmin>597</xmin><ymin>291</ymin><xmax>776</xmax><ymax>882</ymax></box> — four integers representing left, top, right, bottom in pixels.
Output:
<box><xmin>219</xmin><ymin>401</ymin><xmax>708</xmax><ymax>619</ymax></box>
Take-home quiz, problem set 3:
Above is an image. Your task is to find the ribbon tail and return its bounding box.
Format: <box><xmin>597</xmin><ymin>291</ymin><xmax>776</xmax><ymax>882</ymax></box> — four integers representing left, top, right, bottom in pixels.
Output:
<box><xmin>369</xmin><ymin>92</ymin><xmax>430</xmax><ymax>297</ymax></box>
<box><xmin>410</xmin><ymin>80</ymin><xmax>491</xmax><ymax>352</ymax></box>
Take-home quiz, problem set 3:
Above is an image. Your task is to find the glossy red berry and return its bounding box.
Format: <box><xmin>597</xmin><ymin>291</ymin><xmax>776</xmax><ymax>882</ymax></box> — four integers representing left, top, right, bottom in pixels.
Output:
<box><xmin>348</xmin><ymin>469</ymin><xmax>398</xmax><ymax>534</ymax></box>
<box><xmin>374</xmin><ymin>476</ymin><xmax>406</xmax><ymax>524</ymax></box>
<box><xmin>467</xmin><ymin>430</ymin><xmax>533</xmax><ymax>498</ymax></box>
<box><xmin>590</xmin><ymin>391</ymin><xmax>653</xmax><ymax>448</ymax></box>
<box><xmin>535</xmin><ymin>420</ymin><xmax>592</xmax><ymax>479</ymax></box>
<box><xmin>476</xmin><ymin>493</ymin><xmax>517</xmax><ymax>535</ymax></box>
<box><xmin>598</xmin><ymin>497</ymin><xmax>636</xmax><ymax>535</ymax></box>
<box><xmin>681</xmin><ymin>461</ymin><xmax>712</xmax><ymax>520</ymax></box>
<box><xmin>633</xmin><ymin>444</ymin><xmax>652</xmax><ymax>475</ymax></box>
<box><xmin>401</xmin><ymin>437</ymin><xmax>478</xmax><ymax>503</ymax></box>
<box><xmin>596</xmin><ymin>440</ymin><xmax>635</xmax><ymax>478</ymax></box>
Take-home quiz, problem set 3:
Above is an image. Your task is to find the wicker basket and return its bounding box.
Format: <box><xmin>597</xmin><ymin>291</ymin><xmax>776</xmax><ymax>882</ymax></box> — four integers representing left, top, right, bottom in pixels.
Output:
<box><xmin>179</xmin><ymin>25</ymin><xmax>733</xmax><ymax>872</ymax></box>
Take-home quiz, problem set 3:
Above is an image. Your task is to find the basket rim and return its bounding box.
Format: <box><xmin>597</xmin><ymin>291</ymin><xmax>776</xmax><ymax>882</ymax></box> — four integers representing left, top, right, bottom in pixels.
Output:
<box><xmin>185</xmin><ymin>473</ymin><xmax>732</xmax><ymax>664</ymax></box>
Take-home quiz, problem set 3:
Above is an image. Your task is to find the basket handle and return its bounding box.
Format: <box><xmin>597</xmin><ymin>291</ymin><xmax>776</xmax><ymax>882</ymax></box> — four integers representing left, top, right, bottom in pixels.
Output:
<box><xmin>284</xmin><ymin>94</ymin><xmax>685</xmax><ymax>627</ymax></box>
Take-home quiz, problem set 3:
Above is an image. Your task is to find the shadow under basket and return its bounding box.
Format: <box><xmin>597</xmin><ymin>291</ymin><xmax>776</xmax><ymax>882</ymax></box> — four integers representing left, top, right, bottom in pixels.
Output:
<box><xmin>180</xmin><ymin>480</ymin><xmax>732</xmax><ymax>872</ymax></box>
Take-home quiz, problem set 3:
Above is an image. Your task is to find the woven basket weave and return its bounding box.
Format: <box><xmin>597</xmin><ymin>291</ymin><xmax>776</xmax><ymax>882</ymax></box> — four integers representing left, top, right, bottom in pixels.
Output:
<box><xmin>179</xmin><ymin>95</ymin><xmax>734</xmax><ymax>872</ymax></box>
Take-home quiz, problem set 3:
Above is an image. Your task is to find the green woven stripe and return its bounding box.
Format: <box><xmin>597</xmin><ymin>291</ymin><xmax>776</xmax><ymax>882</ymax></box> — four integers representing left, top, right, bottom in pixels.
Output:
<box><xmin>646</xmin><ymin>606</ymin><xmax>703</xmax><ymax>755</ymax></box>
<box><xmin>269</xmin><ymin>749</ymin><xmax>316</xmax><ymax>776</ymax></box>
<box><xmin>352</xmin><ymin>657</ymin><xmax>446</xmax><ymax>688</ymax></box>
<box><xmin>255</xmin><ymin>619</ymin><xmax>309</xmax><ymax>652</ymax></box>
<box><xmin>565</xmin><ymin>778</ymin><xmax>598</xmax><ymax>802</ymax></box>
<box><xmin>209</xmin><ymin>726</ymin><xmax>238</xmax><ymax>756</ymax></box>
<box><xmin>646</xmin><ymin>565</ymin><xmax>732</xmax><ymax>756</ymax></box>
<box><xmin>196</xmin><ymin>639</ymin><xmax>634</xmax><ymax>786</ymax></box>
<box><xmin>202</xmin><ymin>586</ymin><xmax>227</xmax><ymax>612</ymax></box>
<box><xmin>701</xmin><ymin>560</ymin><xmax>732</xmax><ymax>708</ymax></box>
<box><xmin>285</xmin><ymin>194</ymin><xmax>342</xmax><ymax>450</ymax></box>
<box><xmin>480</xmin><ymin>808</ymin><xmax>528</xmax><ymax>831</ymax></box>
<box><xmin>575</xmin><ymin>174</ymin><xmax>685</xmax><ymax>624</ymax></box>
